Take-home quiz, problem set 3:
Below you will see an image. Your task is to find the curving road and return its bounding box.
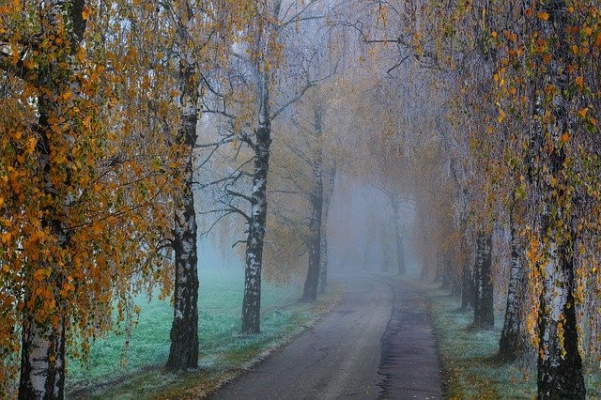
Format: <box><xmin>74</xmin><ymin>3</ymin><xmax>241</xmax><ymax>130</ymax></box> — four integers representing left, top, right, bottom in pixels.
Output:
<box><xmin>207</xmin><ymin>270</ymin><xmax>443</xmax><ymax>400</ymax></box>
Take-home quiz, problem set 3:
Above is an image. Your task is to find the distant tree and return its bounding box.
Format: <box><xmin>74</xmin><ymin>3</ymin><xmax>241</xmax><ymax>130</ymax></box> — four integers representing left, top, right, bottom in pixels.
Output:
<box><xmin>198</xmin><ymin>0</ymin><xmax>329</xmax><ymax>333</ymax></box>
<box><xmin>297</xmin><ymin>96</ymin><xmax>329</xmax><ymax>302</ymax></box>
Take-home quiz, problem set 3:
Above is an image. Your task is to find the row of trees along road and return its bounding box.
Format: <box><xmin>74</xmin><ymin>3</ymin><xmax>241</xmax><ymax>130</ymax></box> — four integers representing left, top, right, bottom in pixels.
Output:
<box><xmin>0</xmin><ymin>0</ymin><xmax>343</xmax><ymax>397</ymax></box>
<box><xmin>356</xmin><ymin>0</ymin><xmax>601</xmax><ymax>398</ymax></box>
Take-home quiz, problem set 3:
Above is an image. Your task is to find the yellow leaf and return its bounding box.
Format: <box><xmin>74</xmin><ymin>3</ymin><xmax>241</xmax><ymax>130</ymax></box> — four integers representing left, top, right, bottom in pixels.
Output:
<box><xmin>92</xmin><ymin>222</ymin><xmax>103</xmax><ymax>235</ymax></box>
<box><xmin>0</xmin><ymin>197</ymin><xmax>3</xmax><ymax>207</ymax></box>
<box><xmin>497</xmin><ymin>109</ymin><xmax>506</xmax><ymax>123</ymax></box>
<box><xmin>578</xmin><ymin>108</ymin><xmax>589</xmax><ymax>118</ymax></box>
<box><xmin>572</xmin><ymin>45</ymin><xmax>579</xmax><ymax>55</ymax></box>
<box><xmin>537</xmin><ymin>11</ymin><xmax>550</xmax><ymax>21</ymax></box>
<box><xmin>560</xmin><ymin>133</ymin><xmax>570</xmax><ymax>143</ymax></box>
<box><xmin>82</xmin><ymin>6</ymin><xmax>91</xmax><ymax>20</ymax></box>
<box><xmin>22</xmin><ymin>59</ymin><xmax>35</xmax><ymax>69</ymax></box>
<box><xmin>77</xmin><ymin>48</ymin><xmax>87</xmax><ymax>62</ymax></box>
<box><xmin>1</xmin><ymin>232</ymin><xmax>11</xmax><ymax>244</ymax></box>
<box><xmin>82</xmin><ymin>115</ymin><xmax>92</xmax><ymax>129</ymax></box>
<box><xmin>33</xmin><ymin>269</ymin><xmax>46</xmax><ymax>282</ymax></box>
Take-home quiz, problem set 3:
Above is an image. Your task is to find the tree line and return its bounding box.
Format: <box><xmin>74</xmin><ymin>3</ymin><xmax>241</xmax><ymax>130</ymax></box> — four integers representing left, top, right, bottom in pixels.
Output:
<box><xmin>367</xmin><ymin>0</ymin><xmax>601</xmax><ymax>398</ymax></box>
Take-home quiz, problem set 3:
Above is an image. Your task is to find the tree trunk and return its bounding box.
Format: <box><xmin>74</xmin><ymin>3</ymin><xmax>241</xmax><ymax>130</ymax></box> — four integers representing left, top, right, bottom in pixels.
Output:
<box><xmin>447</xmin><ymin>256</ymin><xmax>461</xmax><ymax>296</ymax></box>
<box><xmin>537</xmin><ymin>241</ymin><xmax>584</xmax><ymax>398</ymax></box>
<box><xmin>166</xmin><ymin>172</ymin><xmax>199</xmax><ymax>370</ymax></box>
<box><xmin>459</xmin><ymin>214</ymin><xmax>473</xmax><ymax>309</ymax></box>
<box><xmin>19</xmin><ymin>105</ymin><xmax>70</xmax><ymax>399</ymax></box>
<box><xmin>473</xmin><ymin>232</ymin><xmax>494</xmax><ymax>329</ymax></box>
<box><xmin>498</xmin><ymin>212</ymin><xmax>525</xmax><ymax>362</ymax></box>
<box><xmin>391</xmin><ymin>202</ymin><xmax>406</xmax><ymax>275</ymax></box>
<box><xmin>300</xmin><ymin>178</ymin><xmax>323</xmax><ymax>303</ymax></box>
<box><xmin>303</xmin><ymin>100</ymin><xmax>326</xmax><ymax>301</ymax></box>
<box><xmin>461</xmin><ymin>264</ymin><xmax>474</xmax><ymax>310</ymax></box>
<box><xmin>436</xmin><ymin>249</ymin><xmax>451</xmax><ymax>289</ymax></box>
<box><xmin>533</xmin><ymin>88</ymin><xmax>585</xmax><ymax>400</ymax></box>
<box><xmin>18</xmin><ymin>0</ymin><xmax>83</xmax><ymax>391</ymax></box>
<box><xmin>528</xmin><ymin>2</ymin><xmax>585</xmax><ymax>397</ymax></box>
<box><xmin>166</xmin><ymin>18</ymin><xmax>200</xmax><ymax>370</ymax></box>
<box><xmin>317</xmin><ymin>165</ymin><xmax>334</xmax><ymax>295</ymax></box>
<box><xmin>19</xmin><ymin>309</ymin><xmax>66</xmax><ymax>400</ymax></box>
<box><xmin>317</xmin><ymin>222</ymin><xmax>328</xmax><ymax>294</ymax></box>
<box><xmin>241</xmin><ymin>122</ymin><xmax>270</xmax><ymax>334</ymax></box>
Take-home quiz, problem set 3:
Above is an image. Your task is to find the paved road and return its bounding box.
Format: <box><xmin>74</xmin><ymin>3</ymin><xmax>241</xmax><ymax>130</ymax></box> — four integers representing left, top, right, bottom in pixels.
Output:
<box><xmin>208</xmin><ymin>270</ymin><xmax>443</xmax><ymax>400</ymax></box>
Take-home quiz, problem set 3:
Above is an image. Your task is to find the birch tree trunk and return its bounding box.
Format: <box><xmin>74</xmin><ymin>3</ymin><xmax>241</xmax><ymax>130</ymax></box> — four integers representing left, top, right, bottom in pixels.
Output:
<box><xmin>473</xmin><ymin>232</ymin><xmax>494</xmax><ymax>329</ymax></box>
<box><xmin>317</xmin><ymin>165</ymin><xmax>335</xmax><ymax>295</ymax></box>
<box><xmin>498</xmin><ymin>212</ymin><xmax>525</xmax><ymax>361</ymax></box>
<box><xmin>392</xmin><ymin>202</ymin><xmax>406</xmax><ymax>275</ymax></box>
<box><xmin>461</xmin><ymin>264</ymin><xmax>474</xmax><ymax>310</ymax></box>
<box><xmin>18</xmin><ymin>0</ymin><xmax>86</xmax><ymax>397</ymax></box>
<box><xmin>536</xmin><ymin>239</ymin><xmax>584</xmax><ymax>398</ymax></box>
<box><xmin>19</xmin><ymin>300</ymin><xmax>67</xmax><ymax>399</ymax></box>
<box><xmin>300</xmin><ymin>168</ymin><xmax>323</xmax><ymax>303</ymax></box>
<box><xmin>241</xmin><ymin>61</ymin><xmax>271</xmax><ymax>334</ymax></box>
<box><xmin>459</xmin><ymin>221</ymin><xmax>474</xmax><ymax>309</ymax></box>
<box><xmin>301</xmin><ymin>101</ymin><xmax>325</xmax><ymax>302</ymax></box>
<box><xmin>241</xmin><ymin>122</ymin><xmax>270</xmax><ymax>334</ymax></box>
<box><xmin>19</xmin><ymin>102</ymin><xmax>70</xmax><ymax>399</ymax></box>
<box><xmin>165</xmin><ymin>9</ymin><xmax>201</xmax><ymax>370</ymax></box>
<box><xmin>528</xmin><ymin>2</ymin><xmax>585</xmax><ymax>397</ymax></box>
<box><xmin>167</xmin><ymin>181</ymin><xmax>199</xmax><ymax>370</ymax></box>
<box><xmin>317</xmin><ymin>217</ymin><xmax>328</xmax><ymax>294</ymax></box>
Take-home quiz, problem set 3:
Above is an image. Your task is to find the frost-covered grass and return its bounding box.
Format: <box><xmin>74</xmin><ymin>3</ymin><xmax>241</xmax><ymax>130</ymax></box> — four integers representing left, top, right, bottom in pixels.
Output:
<box><xmin>421</xmin><ymin>282</ymin><xmax>601</xmax><ymax>399</ymax></box>
<box><xmin>66</xmin><ymin>267</ymin><xmax>333</xmax><ymax>398</ymax></box>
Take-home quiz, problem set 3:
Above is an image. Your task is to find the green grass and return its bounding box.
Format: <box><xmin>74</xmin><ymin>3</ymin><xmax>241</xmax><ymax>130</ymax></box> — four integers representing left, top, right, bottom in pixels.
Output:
<box><xmin>66</xmin><ymin>267</ymin><xmax>338</xmax><ymax>399</ymax></box>
<box><xmin>418</xmin><ymin>281</ymin><xmax>600</xmax><ymax>399</ymax></box>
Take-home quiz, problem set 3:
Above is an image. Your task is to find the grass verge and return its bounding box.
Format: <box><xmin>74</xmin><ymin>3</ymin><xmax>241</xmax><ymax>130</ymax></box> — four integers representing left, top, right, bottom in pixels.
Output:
<box><xmin>416</xmin><ymin>281</ymin><xmax>600</xmax><ymax>399</ymax></box>
<box><xmin>66</xmin><ymin>268</ymin><xmax>342</xmax><ymax>399</ymax></box>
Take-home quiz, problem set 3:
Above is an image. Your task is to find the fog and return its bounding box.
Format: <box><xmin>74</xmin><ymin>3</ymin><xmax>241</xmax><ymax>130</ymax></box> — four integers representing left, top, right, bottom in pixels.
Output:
<box><xmin>326</xmin><ymin>174</ymin><xmax>418</xmax><ymax>276</ymax></box>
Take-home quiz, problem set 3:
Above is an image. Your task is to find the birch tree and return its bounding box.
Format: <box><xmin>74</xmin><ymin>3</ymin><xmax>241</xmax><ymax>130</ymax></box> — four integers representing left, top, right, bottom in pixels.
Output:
<box><xmin>199</xmin><ymin>0</ymin><xmax>330</xmax><ymax>333</ymax></box>
<box><xmin>0</xmin><ymin>0</ymin><xmax>177</xmax><ymax>397</ymax></box>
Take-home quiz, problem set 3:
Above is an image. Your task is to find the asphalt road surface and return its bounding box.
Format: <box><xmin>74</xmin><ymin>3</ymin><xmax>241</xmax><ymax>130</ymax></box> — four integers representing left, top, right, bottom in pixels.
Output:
<box><xmin>208</xmin><ymin>270</ymin><xmax>443</xmax><ymax>400</ymax></box>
